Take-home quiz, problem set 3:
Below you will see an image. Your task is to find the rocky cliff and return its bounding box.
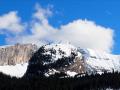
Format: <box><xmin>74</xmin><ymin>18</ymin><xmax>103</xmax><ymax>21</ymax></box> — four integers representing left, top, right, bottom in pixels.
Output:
<box><xmin>0</xmin><ymin>43</ymin><xmax>37</xmax><ymax>65</ymax></box>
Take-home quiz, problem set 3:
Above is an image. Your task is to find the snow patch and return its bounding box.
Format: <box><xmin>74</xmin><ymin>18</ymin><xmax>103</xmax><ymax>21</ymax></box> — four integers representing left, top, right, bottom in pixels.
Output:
<box><xmin>0</xmin><ymin>63</ymin><xmax>28</xmax><ymax>78</ymax></box>
<box><xmin>66</xmin><ymin>71</ymin><xmax>77</xmax><ymax>77</ymax></box>
<box><xmin>44</xmin><ymin>69</ymin><xmax>60</xmax><ymax>77</ymax></box>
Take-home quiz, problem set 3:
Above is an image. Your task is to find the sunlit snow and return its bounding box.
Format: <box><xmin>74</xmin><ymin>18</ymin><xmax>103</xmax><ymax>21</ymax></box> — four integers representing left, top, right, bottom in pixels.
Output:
<box><xmin>0</xmin><ymin>63</ymin><xmax>28</xmax><ymax>78</ymax></box>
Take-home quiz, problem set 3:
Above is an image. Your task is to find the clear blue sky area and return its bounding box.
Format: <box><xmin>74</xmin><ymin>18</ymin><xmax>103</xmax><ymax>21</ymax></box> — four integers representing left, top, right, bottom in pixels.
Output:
<box><xmin>0</xmin><ymin>0</ymin><xmax>120</xmax><ymax>54</ymax></box>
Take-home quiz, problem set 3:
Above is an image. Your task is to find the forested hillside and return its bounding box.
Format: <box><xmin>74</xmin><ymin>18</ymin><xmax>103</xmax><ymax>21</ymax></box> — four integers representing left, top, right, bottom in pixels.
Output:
<box><xmin>0</xmin><ymin>72</ymin><xmax>120</xmax><ymax>90</ymax></box>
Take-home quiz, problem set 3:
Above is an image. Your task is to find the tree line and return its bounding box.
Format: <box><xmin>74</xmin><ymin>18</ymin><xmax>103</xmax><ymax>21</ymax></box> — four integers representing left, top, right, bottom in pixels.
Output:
<box><xmin>0</xmin><ymin>71</ymin><xmax>120</xmax><ymax>90</ymax></box>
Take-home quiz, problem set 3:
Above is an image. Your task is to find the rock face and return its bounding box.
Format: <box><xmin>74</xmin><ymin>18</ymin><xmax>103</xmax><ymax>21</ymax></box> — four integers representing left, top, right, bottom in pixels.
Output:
<box><xmin>0</xmin><ymin>43</ymin><xmax>37</xmax><ymax>65</ymax></box>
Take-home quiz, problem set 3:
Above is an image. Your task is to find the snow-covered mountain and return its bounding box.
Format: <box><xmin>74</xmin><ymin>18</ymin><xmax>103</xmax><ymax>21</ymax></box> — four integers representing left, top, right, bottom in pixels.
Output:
<box><xmin>0</xmin><ymin>43</ymin><xmax>120</xmax><ymax>78</ymax></box>
<box><xmin>25</xmin><ymin>43</ymin><xmax>120</xmax><ymax>77</ymax></box>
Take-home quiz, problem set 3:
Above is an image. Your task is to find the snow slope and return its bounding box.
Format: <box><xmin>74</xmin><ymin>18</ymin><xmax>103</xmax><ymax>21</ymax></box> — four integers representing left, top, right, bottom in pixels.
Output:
<box><xmin>0</xmin><ymin>63</ymin><xmax>28</xmax><ymax>77</ymax></box>
<box><xmin>81</xmin><ymin>48</ymin><xmax>120</xmax><ymax>73</ymax></box>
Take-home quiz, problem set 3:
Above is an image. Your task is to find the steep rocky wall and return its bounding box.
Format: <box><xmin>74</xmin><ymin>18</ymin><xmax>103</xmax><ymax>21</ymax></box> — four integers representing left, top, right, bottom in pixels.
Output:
<box><xmin>0</xmin><ymin>44</ymin><xmax>37</xmax><ymax>65</ymax></box>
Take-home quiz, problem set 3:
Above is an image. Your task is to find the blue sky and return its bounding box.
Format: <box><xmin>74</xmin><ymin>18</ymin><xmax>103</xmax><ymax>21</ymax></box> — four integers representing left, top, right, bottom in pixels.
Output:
<box><xmin>0</xmin><ymin>0</ymin><xmax>120</xmax><ymax>54</ymax></box>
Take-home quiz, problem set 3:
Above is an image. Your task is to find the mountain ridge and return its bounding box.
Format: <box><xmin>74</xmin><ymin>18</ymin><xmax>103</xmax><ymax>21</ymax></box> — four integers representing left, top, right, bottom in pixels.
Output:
<box><xmin>0</xmin><ymin>43</ymin><xmax>120</xmax><ymax>77</ymax></box>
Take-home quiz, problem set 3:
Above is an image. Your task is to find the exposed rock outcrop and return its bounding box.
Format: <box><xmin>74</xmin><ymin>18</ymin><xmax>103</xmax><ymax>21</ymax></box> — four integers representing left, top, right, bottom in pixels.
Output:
<box><xmin>65</xmin><ymin>57</ymin><xmax>85</xmax><ymax>74</ymax></box>
<box><xmin>0</xmin><ymin>43</ymin><xmax>37</xmax><ymax>65</ymax></box>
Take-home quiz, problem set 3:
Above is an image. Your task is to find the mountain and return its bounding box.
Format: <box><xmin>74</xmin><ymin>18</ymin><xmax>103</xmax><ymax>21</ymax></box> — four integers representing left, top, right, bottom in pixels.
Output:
<box><xmin>25</xmin><ymin>43</ymin><xmax>120</xmax><ymax>77</ymax></box>
<box><xmin>0</xmin><ymin>43</ymin><xmax>120</xmax><ymax>78</ymax></box>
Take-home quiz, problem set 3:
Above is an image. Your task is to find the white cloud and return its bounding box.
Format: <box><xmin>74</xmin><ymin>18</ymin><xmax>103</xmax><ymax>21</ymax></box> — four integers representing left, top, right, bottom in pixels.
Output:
<box><xmin>12</xmin><ymin>4</ymin><xmax>56</xmax><ymax>45</ymax></box>
<box><xmin>4</xmin><ymin>4</ymin><xmax>114</xmax><ymax>53</ymax></box>
<box><xmin>0</xmin><ymin>11</ymin><xmax>25</xmax><ymax>34</ymax></box>
<box><xmin>55</xmin><ymin>20</ymin><xmax>114</xmax><ymax>52</ymax></box>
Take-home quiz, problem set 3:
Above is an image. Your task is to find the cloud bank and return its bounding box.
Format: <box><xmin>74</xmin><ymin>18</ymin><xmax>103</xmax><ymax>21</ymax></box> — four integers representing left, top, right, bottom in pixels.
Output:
<box><xmin>56</xmin><ymin>20</ymin><xmax>114</xmax><ymax>52</ymax></box>
<box><xmin>0</xmin><ymin>4</ymin><xmax>114</xmax><ymax>53</ymax></box>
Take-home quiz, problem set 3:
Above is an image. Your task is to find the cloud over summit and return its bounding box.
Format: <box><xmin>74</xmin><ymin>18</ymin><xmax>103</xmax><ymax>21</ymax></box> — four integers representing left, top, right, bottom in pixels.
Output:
<box><xmin>0</xmin><ymin>4</ymin><xmax>114</xmax><ymax>53</ymax></box>
<box><xmin>56</xmin><ymin>20</ymin><xmax>114</xmax><ymax>52</ymax></box>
